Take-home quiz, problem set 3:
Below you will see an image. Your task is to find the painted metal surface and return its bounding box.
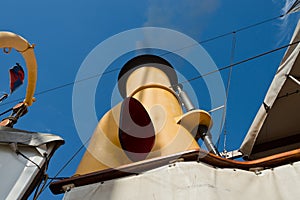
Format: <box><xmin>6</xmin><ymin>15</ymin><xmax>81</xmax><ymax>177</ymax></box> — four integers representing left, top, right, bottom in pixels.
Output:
<box><xmin>0</xmin><ymin>31</ymin><xmax>37</xmax><ymax>106</ymax></box>
<box><xmin>75</xmin><ymin>55</ymin><xmax>212</xmax><ymax>175</ymax></box>
<box><xmin>0</xmin><ymin>128</ymin><xmax>64</xmax><ymax>199</ymax></box>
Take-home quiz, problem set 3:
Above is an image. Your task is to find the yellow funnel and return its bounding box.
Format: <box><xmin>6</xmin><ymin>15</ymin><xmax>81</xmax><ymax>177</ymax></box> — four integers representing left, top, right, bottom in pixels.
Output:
<box><xmin>75</xmin><ymin>55</ymin><xmax>212</xmax><ymax>175</ymax></box>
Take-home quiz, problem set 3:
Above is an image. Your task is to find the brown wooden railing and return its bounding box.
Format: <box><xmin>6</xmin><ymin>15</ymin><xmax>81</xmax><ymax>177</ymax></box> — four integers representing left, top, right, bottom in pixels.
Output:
<box><xmin>50</xmin><ymin>148</ymin><xmax>300</xmax><ymax>195</ymax></box>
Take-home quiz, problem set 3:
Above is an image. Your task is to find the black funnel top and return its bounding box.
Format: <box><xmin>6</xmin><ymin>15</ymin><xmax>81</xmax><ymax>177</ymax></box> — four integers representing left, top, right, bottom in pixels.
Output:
<box><xmin>118</xmin><ymin>55</ymin><xmax>178</xmax><ymax>98</ymax></box>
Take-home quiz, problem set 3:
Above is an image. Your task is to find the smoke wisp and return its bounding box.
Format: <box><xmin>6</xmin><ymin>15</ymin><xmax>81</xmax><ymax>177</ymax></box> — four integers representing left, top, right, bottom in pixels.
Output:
<box><xmin>143</xmin><ymin>0</ymin><xmax>220</xmax><ymax>39</ymax></box>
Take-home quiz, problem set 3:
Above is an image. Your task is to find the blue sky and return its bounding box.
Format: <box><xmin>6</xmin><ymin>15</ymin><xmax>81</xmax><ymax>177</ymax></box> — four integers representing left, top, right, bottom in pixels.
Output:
<box><xmin>0</xmin><ymin>1</ymin><xmax>299</xmax><ymax>199</ymax></box>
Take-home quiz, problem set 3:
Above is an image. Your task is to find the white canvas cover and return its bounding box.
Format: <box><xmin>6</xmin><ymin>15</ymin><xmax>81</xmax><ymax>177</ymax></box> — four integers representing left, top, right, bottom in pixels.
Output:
<box><xmin>240</xmin><ymin>20</ymin><xmax>300</xmax><ymax>159</ymax></box>
<box><xmin>0</xmin><ymin>127</ymin><xmax>64</xmax><ymax>200</ymax></box>
<box><xmin>63</xmin><ymin>161</ymin><xmax>300</xmax><ymax>200</ymax></box>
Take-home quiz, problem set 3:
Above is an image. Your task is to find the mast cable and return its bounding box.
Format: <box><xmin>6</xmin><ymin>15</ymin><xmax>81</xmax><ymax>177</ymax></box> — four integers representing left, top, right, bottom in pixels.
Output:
<box><xmin>0</xmin><ymin>14</ymin><xmax>287</xmax><ymax>109</ymax></box>
<box><xmin>19</xmin><ymin>13</ymin><xmax>295</xmax><ymax>196</ymax></box>
<box><xmin>33</xmin><ymin>174</ymin><xmax>49</xmax><ymax>200</ymax></box>
<box><xmin>40</xmin><ymin>137</ymin><xmax>91</xmax><ymax>195</ymax></box>
<box><xmin>217</xmin><ymin>32</ymin><xmax>236</xmax><ymax>154</ymax></box>
<box><xmin>277</xmin><ymin>89</ymin><xmax>300</xmax><ymax>99</ymax></box>
<box><xmin>0</xmin><ymin>12</ymin><xmax>293</xmax><ymax>199</ymax></box>
<box><xmin>16</xmin><ymin>150</ymin><xmax>42</xmax><ymax>170</ymax></box>
<box><xmin>41</xmin><ymin>37</ymin><xmax>299</xmax><ymax>189</ymax></box>
<box><xmin>179</xmin><ymin>39</ymin><xmax>300</xmax><ymax>85</ymax></box>
<box><xmin>9</xmin><ymin>142</ymin><xmax>42</xmax><ymax>170</ymax></box>
<box><xmin>0</xmin><ymin>68</ymin><xmax>121</xmax><ymax>108</ymax></box>
<box><xmin>9</xmin><ymin>142</ymin><xmax>50</xmax><ymax>199</ymax></box>
<box><xmin>35</xmin><ymin>68</ymin><xmax>121</xmax><ymax>96</ymax></box>
<box><xmin>0</xmin><ymin>107</ymin><xmax>13</xmax><ymax>116</ymax></box>
<box><xmin>0</xmin><ymin>14</ymin><xmax>286</xmax><ymax>109</ymax></box>
<box><xmin>34</xmin><ymin>155</ymin><xmax>69</xmax><ymax>199</ymax></box>
<box><xmin>33</xmin><ymin>38</ymin><xmax>299</xmax><ymax>196</ymax></box>
<box><xmin>160</xmin><ymin>14</ymin><xmax>284</xmax><ymax>57</ymax></box>
<box><xmin>1</xmin><ymin>39</ymin><xmax>297</xmax><ymax>111</ymax></box>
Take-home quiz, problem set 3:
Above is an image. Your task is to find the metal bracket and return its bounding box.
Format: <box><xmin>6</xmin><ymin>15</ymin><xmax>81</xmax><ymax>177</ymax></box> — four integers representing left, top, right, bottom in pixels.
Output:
<box><xmin>169</xmin><ymin>158</ymin><xmax>184</xmax><ymax>165</ymax></box>
<box><xmin>221</xmin><ymin>149</ymin><xmax>243</xmax><ymax>159</ymax></box>
<box><xmin>287</xmin><ymin>74</ymin><xmax>300</xmax><ymax>87</ymax></box>
<box><xmin>174</xmin><ymin>84</ymin><xmax>195</xmax><ymax>111</ymax></box>
<box><xmin>62</xmin><ymin>183</ymin><xmax>75</xmax><ymax>192</ymax></box>
<box><xmin>249</xmin><ymin>167</ymin><xmax>264</xmax><ymax>175</ymax></box>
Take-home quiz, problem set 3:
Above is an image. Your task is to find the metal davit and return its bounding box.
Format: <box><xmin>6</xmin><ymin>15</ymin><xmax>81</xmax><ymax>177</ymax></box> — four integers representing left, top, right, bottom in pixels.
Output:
<box><xmin>0</xmin><ymin>31</ymin><xmax>37</xmax><ymax>106</ymax></box>
<box><xmin>0</xmin><ymin>31</ymin><xmax>64</xmax><ymax>199</ymax></box>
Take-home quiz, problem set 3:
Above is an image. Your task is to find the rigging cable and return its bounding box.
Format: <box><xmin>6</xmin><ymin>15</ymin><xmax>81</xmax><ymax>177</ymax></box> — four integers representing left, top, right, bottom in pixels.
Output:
<box><xmin>217</xmin><ymin>32</ymin><xmax>237</xmax><ymax>154</ymax></box>
<box><xmin>1</xmin><ymin>39</ymin><xmax>296</xmax><ymax>111</ymax></box>
<box><xmin>0</xmin><ymin>107</ymin><xmax>13</xmax><ymax>116</ymax></box>
<box><xmin>160</xmin><ymin>14</ymin><xmax>284</xmax><ymax>57</ymax></box>
<box><xmin>33</xmin><ymin>156</ymin><xmax>49</xmax><ymax>200</ymax></box>
<box><xmin>9</xmin><ymin>142</ymin><xmax>50</xmax><ymax>200</ymax></box>
<box><xmin>34</xmin><ymin>39</ymin><xmax>300</xmax><ymax>197</ymax></box>
<box><xmin>35</xmin><ymin>39</ymin><xmax>300</xmax><ymax>197</ymax></box>
<box><xmin>39</xmin><ymin>137</ymin><xmax>91</xmax><ymax>196</ymax></box>
<box><xmin>0</xmin><ymin>14</ymin><xmax>287</xmax><ymax>109</ymax></box>
<box><xmin>179</xmin><ymin>39</ymin><xmax>300</xmax><ymax>85</ymax></box>
<box><xmin>25</xmin><ymin>13</ymin><xmax>297</xmax><ymax>197</ymax></box>
<box><xmin>0</xmin><ymin>68</ymin><xmax>121</xmax><ymax>108</ymax></box>
<box><xmin>36</xmin><ymin>38</ymin><xmax>300</xmax><ymax>197</ymax></box>
<box><xmin>16</xmin><ymin>149</ymin><xmax>42</xmax><ymax>170</ymax></box>
<box><xmin>35</xmin><ymin>68</ymin><xmax>121</xmax><ymax>96</ymax></box>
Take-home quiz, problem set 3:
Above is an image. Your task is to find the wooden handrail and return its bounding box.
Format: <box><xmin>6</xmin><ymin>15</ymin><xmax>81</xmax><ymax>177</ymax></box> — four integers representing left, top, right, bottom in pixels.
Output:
<box><xmin>50</xmin><ymin>148</ymin><xmax>300</xmax><ymax>195</ymax></box>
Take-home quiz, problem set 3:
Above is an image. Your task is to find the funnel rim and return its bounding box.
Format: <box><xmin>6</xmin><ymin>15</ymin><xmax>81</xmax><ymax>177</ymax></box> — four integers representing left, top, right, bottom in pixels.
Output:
<box><xmin>118</xmin><ymin>54</ymin><xmax>178</xmax><ymax>98</ymax></box>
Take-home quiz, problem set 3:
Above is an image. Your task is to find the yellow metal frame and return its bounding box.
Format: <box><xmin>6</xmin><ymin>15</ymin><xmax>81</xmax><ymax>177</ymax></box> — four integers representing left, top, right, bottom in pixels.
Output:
<box><xmin>0</xmin><ymin>31</ymin><xmax>37</xmax><ymax>106</ymax></box>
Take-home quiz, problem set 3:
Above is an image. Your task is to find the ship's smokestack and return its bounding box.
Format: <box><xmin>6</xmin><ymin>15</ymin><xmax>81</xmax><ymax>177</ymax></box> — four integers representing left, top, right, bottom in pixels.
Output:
<box><xmin>75</xmin><ymin>55</ymin><xmax>214</xmax><ymax>175</ymax></box>
<box><xmin>117</xmin><ymin>55</ymin><xmax>178</xmax><ymax>98</ymax></box>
